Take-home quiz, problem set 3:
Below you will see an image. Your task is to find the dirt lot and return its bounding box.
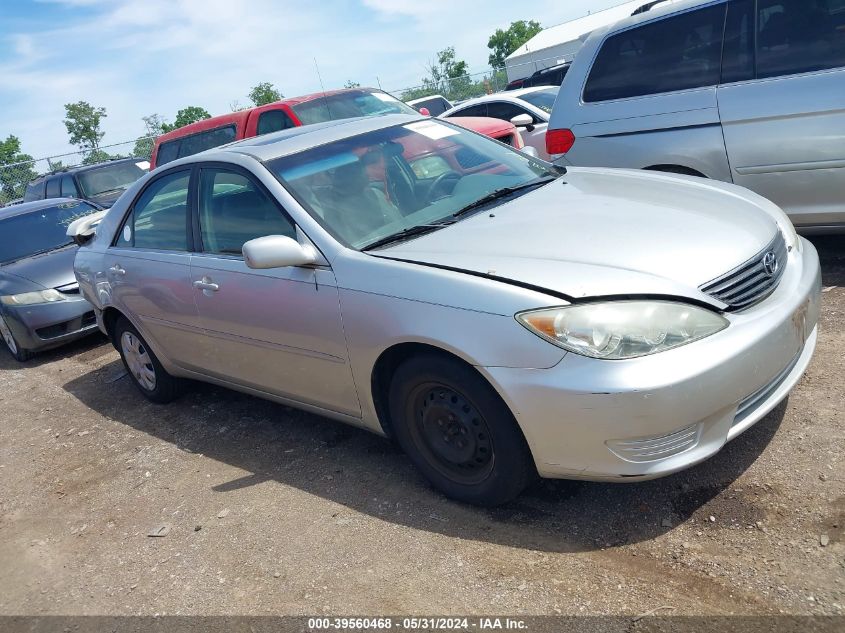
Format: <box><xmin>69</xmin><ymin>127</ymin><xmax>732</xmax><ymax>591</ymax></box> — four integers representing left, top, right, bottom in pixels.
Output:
<box><xmin>0</xmin><ymin>237</ymin><xmax>842</xmax><ymax>618</ymax></box>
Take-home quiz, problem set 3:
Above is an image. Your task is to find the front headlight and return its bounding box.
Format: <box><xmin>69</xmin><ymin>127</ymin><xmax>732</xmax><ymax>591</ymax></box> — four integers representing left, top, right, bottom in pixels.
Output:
<box><xmin>0</xmin><ymin>289</ymin><xmax>66</xmax><ymax>306</ymax></box>
<box><xmin>517</xmin><ymin>301</ymin><xmax>728</xmax><ymax>360</ymax></box>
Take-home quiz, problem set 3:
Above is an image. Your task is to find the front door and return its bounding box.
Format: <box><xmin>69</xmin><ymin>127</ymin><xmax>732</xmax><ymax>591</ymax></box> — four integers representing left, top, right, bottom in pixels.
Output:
<box><xmin>717</xmin><ymin>0</ymin><xmax>845</xmax><ymax>228</ymax></box>
<box><xmin>189</xmin><ymin>165</ymin><xmax>360</xmax><ymax>416</ymax></box>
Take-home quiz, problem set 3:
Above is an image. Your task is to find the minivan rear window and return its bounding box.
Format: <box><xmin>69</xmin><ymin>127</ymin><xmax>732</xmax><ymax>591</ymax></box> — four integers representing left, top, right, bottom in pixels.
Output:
<box><xmin>584</xmin><ymin>3</ymin><xmax>727</xmax><ymax>102</ymax></box>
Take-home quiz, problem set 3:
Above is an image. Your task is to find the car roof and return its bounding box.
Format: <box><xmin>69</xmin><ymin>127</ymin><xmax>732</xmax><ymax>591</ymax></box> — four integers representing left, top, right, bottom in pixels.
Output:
<box><xmin>445</xmin><ymin>87</ymin><xmax>558</xmax><ymax>110</ymax></box>
<box><xmin>0</xmin><ymin>197</ymin><xmax>85</xmax><ymax>221</ymax></box>
<box><xmin>406</xmin><ymin>95</ymin><xmax>448</xmax><ymax>105</ymax></box>
<box><xmin>600</xmin><ymin>0</ymin><xmax>711</xmax><ymax>34</ymax></box>
<box><xmin>31</xmin><ymin>157</ymin><xmax>146</xmax><ymax>181</ymax></box>
<box><xmin>165</xmin><ymin>113</ymin><xmax>427</xmax><ymax>165</ymax></box>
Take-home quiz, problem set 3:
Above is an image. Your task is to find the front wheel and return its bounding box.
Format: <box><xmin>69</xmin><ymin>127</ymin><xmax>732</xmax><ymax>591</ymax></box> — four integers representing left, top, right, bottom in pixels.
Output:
<box><xmin>389</xmin><ymin>354</ymin><xmax>536</xmax><ymax>506</ymax></box>
<box><xmin>114</xmin><ymin>317</ymin><xmax>182</xmax><ymax>403</ymax></box>
<box><xmin>0</xmin><ymin>314</ymin><xmax>32</xmax><ymax>362</ymax></box>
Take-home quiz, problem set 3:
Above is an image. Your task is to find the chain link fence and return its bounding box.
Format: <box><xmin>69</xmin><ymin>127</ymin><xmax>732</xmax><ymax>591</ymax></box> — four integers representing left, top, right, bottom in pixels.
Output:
<box><xmin>1</xmin><ymin>138</ymin><xmax>154</xmax><ymax>207</ymax></box>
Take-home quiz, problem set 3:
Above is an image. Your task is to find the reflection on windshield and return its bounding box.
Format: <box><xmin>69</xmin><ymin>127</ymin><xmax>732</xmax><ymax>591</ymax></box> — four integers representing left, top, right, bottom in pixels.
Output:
<box><xmin>0</xmin><ymin>201</ymin><xmax>99</xmax><ymax>264</ymax></box>
<box><xmin>292</xmin><ymin>91</ymin><xmax>419</xmax><ymax>126</ymax></box>
<box><xmin>77</xmin><ymin>161</ymin><xmax>149</xmax><ymax>198</ymax></box>
<box><xmin>520</xmin><ymin>88</ymin><xmax>559</xmax><ymax>114</ymax></box>
<box><xmin>269</xmin><ymin>119</ymin><xmax>554</xmax><ymax>249</ymax></box>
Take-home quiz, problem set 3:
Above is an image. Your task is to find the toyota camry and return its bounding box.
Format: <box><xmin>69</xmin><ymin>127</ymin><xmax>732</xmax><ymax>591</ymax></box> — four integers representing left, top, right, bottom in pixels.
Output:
<box><xmin>70</xmin><ymin>114</ymin><xmax>821</xmax><ymax>505</ymax></box>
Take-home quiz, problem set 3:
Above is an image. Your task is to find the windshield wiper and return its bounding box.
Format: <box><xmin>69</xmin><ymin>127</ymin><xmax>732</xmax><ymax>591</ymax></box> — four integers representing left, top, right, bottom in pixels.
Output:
<box><xmin>451</xmin><ymin>176</ymin><xmax>557</xmax><ymax>219</ymax></box>
<box><xmin>3</xmin><ymin>242</ymin><xmax>74</xmax><ymax>265</ymax></box>
<box><xmin>92</xmin><ymin>187</ymin><xmax>127</xmax><ymax>197</ymax></box>
<box><xmin>362</xmin><ymin>222</ymin><xmax>455</xmax><ymax>251</ymax></box>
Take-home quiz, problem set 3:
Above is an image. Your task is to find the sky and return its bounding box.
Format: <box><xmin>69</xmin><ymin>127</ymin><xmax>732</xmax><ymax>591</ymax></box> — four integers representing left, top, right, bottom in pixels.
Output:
<box><xmin>0</xmin><ymin>0</ymin><xmax>625</xmax><ymax>159</ymax></box>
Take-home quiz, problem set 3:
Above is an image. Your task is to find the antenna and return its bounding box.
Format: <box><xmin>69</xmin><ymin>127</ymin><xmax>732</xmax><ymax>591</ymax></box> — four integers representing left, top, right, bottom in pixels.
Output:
<box><xmin>314</xmin><ymin>57</ymin><xmax>332</xmax><ymax>120</ymax></box>
<box><xmin>376</xmin><ymin>76</ymin><xmax>383</xmax><ymax>90</ymax></box>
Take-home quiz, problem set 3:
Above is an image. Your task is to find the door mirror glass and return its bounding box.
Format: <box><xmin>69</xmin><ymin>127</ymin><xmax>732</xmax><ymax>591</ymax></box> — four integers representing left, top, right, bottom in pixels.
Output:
<box><xmin>510</xmin><ymin>113</ymin><xmax>534</xmax><ymax>128</ymax></box>
<box><xmin>243</xmin><ymin>235</ymin><xmax>317</xmax><ymax>269</ymax></box>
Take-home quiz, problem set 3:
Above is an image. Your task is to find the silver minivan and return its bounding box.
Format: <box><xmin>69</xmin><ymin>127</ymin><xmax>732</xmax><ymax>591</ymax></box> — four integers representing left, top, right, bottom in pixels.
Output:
<box><xmin>547</xmin><ymin>0</ymin><xmax>845</xmax><ymax>233</ymax></box>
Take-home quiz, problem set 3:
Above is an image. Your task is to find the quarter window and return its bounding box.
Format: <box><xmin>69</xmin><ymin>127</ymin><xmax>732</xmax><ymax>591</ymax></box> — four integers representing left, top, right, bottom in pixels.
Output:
<box><xmin>197</xmin><ymin>168</ymin><xmax>295</xmax><ymax>256</ymax></box>
<box><xmin>60</xmin><ymin>175</ymin><xmax>79</xmax><ymax>198</ymax></box>
<box><xmin>118</xmin><ymin>171</ymin><xmax>190</xmax><ymax>250</ymax></box>
<box><xmin>584</xmin><ymin>4</ymin><xmax>727</xmax><ymax>102</ymax></box>
<box><xmin>157</xmin><ymin>140</ymin><xmax>180</xmax><ymax>166</ymax></box>
<box><xmin>756</xmin><ymin>0</ymin><xmax>845</xmax><ymax>78</ymax></box>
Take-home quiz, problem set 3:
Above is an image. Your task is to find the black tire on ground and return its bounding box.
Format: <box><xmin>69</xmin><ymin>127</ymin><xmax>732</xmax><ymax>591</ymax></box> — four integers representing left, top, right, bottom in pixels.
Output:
<box><xmin>388</xmin><ymin>354</ymin><xmax>536</xmax><ymax>506</ymax></box>
<box><xmin>113</xmin><ymin>316</ymin><xmax>182</xmax><ymax>404</ymax></box>
<box><xmin>0</xmin><ymin>315</ymin><xmax>33</xmax><ymax>362</ymax></box>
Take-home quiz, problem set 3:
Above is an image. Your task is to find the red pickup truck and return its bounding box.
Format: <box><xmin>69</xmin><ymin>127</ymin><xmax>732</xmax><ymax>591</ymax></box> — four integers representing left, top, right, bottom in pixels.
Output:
<box><xmin>150</xmin><ymin>88</ymin><xmax>524</xmax><ymax>169</ymax></box>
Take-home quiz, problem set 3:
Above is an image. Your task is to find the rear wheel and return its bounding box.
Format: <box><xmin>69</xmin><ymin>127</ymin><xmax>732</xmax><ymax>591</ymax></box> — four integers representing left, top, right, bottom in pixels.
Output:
<box><xmin>114</xmin><ymin>317</ymin><xmax>182</xmax><ymax>403</ymax></box>
<box><xmin>389</xmin><ymin>354</ymin><xmax>536</xmax><ymax>506</ymax></box>
<box><xmin>0</xmin><ymin>314</ymin><xmax>32</xmax><ymax>362</ymax></box>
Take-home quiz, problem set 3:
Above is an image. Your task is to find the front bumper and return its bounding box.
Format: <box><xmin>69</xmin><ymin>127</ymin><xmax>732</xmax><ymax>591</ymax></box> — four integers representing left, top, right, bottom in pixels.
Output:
<box><xmin>483</xmin><ymin>237</ymin><xmax>822</xmax><ymax>481</ymax></box>
<box><xmin>2</xmin><ymin>295</ymin><xmax>99</xmax><ymax>353</ymax></box>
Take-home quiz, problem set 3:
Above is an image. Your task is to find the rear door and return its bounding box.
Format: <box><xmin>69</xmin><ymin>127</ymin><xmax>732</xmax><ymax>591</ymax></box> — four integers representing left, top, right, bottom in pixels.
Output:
<box><xmin>717</xmin><ymin>0</ymin><xmax>845</xmax><ymax>228</ymax></box>
<box><xmin>105</xmin><ymin>168</ymin><xmax>205</xmax><ymax>370</ymax></box>
<box><xmin>189</xmin><ymin>164</ymin><xmax>360</xmax><ymax>416</ymax></box>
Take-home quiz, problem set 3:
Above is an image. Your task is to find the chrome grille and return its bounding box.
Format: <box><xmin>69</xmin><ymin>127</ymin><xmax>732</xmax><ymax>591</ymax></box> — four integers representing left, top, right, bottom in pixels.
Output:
<box><xmin>700</xmin><ymin>232</ymin><xmax>787</xmax><ymax>310</ymax></box>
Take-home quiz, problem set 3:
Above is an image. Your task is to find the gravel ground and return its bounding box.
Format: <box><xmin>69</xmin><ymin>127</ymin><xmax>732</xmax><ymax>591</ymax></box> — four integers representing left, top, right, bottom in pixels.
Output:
<box><xmin>0</xmin><ymin>236</ymin><xmax>842</xmax><ymax>618</ymax></box>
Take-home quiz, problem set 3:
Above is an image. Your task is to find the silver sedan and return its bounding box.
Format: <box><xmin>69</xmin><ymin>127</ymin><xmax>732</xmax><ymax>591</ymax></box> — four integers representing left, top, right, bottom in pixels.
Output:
<box><xmin>71</xmin><ymin>114</ymin><xmax>821</xmax><ymax>505</ymax></box>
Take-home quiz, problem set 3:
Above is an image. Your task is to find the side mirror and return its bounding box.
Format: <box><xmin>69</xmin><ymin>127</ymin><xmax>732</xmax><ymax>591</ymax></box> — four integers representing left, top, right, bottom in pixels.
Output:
<box><xmin>242</xmin><ymin>235</ymin><xmax>318</xmax><ymax>269</ymax></box>
<box><xmin>520</xmin><ymin>146</ymin><xmax>539</xmax><ymax>159</ymax></box>
<box><xmin>418</xmin><ymin>107</ymin><xmax>431</xmax><ymax>117</ymax></box>
<box><xmin>510</xmin><ymin>113</ymin><xmax>535</xmax><ymax>132</ymax></box>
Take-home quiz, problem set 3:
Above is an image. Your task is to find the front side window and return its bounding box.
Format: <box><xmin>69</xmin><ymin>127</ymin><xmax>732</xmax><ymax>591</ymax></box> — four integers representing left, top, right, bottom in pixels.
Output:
<box><xmin>257</xmin><ymin>110</ymin><xmax>296</xmax><ymax>136</ymax></box>
<box><xmin>197</xmin><ymin>168</ymin><xmax>295</xmax><ymax>255</ymax></box>
<box><xmin>0</xmin><ymin>200</ymin><xmax>99</xmax><ymax>264</ymax></box>
<box><xmin>269</xmin><ymin>120</ymin><xmax>555</xmax><ymax>249</ymax></box>
<box><xmin>60</xmin><ymin>175</ymin><xmax>79</xmax><ymax>198</ymax></box>
<box><xmin>486</xmin><ymin>102</ymin><xmax>533</xmax><ymax>123</ymax></box>
<box><xmin>117</xmin><ymin>170</ymin><xmax>189</xmax><ymax>250</ymax></box>
<box><xmin>77</xmin><ymin>160</ymin><xmax>149</xmax><ymax>200</ymax></box>
<box><xmin>447</xmin><ymin>104</ymin><xmax>488</xmax><ymax>118</ymax></box>
<box><xmin>291</xmin><ymin>90</ymin><xmax>418</xmax><ymax>125</ymax></box>
<box><xmin>756</xmin><ymin>0</ymin><xmax>845</xmax><ymax>78</ymax></box>
<box><xmin>45</xmin><ymin>177</ymin><xmax>61</xmax><ymax>198</ymax></box>
<box><xmin>584</xmin><ymin>4</ymin><xmax>727</xmax><ymax>102</ymax></box>
<box><xmin>519</xmin><ymin>88</ymin><xmax>559</xmax><ymax>114</ymax></box>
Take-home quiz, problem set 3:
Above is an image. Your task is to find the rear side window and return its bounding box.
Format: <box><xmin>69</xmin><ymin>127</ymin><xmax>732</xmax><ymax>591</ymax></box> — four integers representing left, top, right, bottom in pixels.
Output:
<box><xmin>257</xmin><ymin>110</ymin><xmax>296</xmax><ymax>136</ymax></box>
<box><xmin>157</xmin><ymin>140</ymin><xmax>180</xmax><ymax>166</ymax></box>
<box><xmin>60</xmin><ymin>175</ymin><xmax>79</xmax><ymax>198</ymax></box>
<box><xmin>756</xmin><ymin>0</ymin><xmax>845</xmax><ymax>78</ymax></box>
<box><xmin>45</xmin><ymin>177</ymin><xmax>61</xmax><ymax>198</ymax></box>
<box><xmin>117</xmin><ymin>170</ymin><xmax>190</xmax><ymax>251</ymax></box>
<box><xmin>584</xmin><ymin>3</ymin><xmax>727</xmax><ymax>102</ymax></box>
<box><xmin>178</xmin><ymin>125</ymin><xmax>236</xmax><ymax>159</ymax></box>
<box><xmin>486</xmin><ymin>102</ymin><xmax>533</xmax><ymax>123</ymax></box>
<box><xmin>24</xmin><ymin>180</ymin><xmax>45</xmax><ymax>202</ymax></box>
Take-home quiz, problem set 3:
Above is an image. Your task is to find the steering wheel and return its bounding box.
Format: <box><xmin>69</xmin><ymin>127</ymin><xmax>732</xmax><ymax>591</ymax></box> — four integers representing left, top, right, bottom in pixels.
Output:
<box><xmin>427</xmin><ymin>171</ymin><xmax>462</xmax><ymax>202</ymax></box>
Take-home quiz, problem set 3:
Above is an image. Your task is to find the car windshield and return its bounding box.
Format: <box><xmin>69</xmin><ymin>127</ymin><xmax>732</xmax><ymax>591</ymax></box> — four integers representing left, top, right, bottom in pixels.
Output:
<box><xmin>77</xmin><ymin>160</ymin><xmax>149</xmax><ymax>198</ymax></box>
<box><xmin>292</xmin><ymin>90</ymin><xmax>419</xmax><ymax>126</ymax></box>
<box><xmin>519</xmin><ymin>88</ymin><xmax>559</xmax><ymax>114</ymax></box>
<box><xmin>269</xmin><ymin>119</ymin><xmax>556</xmax><ymax>250</ymax></box>
<box><xmin>0</xmin><ymin>200</ymin><xmax>99</xmax><ymax>264</ymax></box>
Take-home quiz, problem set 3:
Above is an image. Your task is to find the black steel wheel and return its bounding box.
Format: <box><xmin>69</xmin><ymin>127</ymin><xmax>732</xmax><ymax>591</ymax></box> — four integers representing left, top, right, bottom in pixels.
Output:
<box><xmin>389</xmin><ymin>354</ymin><xmax>536</xmax><ymax>506</ymax></box>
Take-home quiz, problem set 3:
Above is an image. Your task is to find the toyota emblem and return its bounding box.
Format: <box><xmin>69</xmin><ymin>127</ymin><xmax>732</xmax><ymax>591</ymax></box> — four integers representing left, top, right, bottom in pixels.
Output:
<box><xmin>762</xmin><ymin>251</ymin><xmax>779</xmax><ymax>277</ymax></box>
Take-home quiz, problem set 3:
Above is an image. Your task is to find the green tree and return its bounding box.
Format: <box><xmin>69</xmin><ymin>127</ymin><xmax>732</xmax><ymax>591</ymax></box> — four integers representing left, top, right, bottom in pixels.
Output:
<box><xmin>344</xmin><ymin>80</ymin><xmax>361</xmax><ymax>89</ymax></box>
<box><xmin>63</xmin><ymin>101</ymin><xmax>107</xmax><ymax>152</ymax></box>
<box><xmin>82</xmin><ymin>149</ymin><xmax>116</xmax><ymax>165</ymax></box>
<box><xmin>248</xmin><ymin>82</ymin><xmax>282</xmax><ymax>107</ymax></box>
<box><xmin>133</xmin><ymin>114</ymin><xmax>166</xmax><ymax>158</ymax></box>
<box><xmin>161</xmin><ymin>106</ymin><xmax>211</xmax><ymax>133</ymax></box>
<box><xmin>0</xmin><ymin>135</ymin><xmax>36</xmax><ymax>203</ymax></box>
<box><xmin>424</xmin><ymin>47</ymin><xmax>472</xmax><ymax>100</ymax></box>
<box><xmin>487</xmin><ymin>20</ymin><xmax>543</xmax><ymax>69</ymax></box>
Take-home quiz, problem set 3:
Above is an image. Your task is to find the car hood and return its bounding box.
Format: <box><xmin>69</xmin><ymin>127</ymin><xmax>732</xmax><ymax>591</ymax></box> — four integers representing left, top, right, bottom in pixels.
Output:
<box><xmin>0</xmin><ymin>245</ymin><xmax>78</xmax><ymax>294</ymax></box>
<box><xmin>374</xmin><ymin>168</ymin><xmax>780</xmax><ymax>304</ymax></box>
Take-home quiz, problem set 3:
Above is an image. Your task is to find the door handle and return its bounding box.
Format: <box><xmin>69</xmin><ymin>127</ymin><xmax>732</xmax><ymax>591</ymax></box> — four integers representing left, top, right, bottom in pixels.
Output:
<box><xmin>109</xmin><ymin>264</ymin><xmax>126</xmax><ymax>276</ymax></box>
<box><xmin>193</xmin><ymin>278</ymin><xmax>220</xmax><ymax>292</ymax></box>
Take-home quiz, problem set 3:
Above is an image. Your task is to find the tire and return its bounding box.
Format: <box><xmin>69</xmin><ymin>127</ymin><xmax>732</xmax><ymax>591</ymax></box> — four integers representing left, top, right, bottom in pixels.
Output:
<box><xmin>0</xmin><ymin>314</ymin><xmax>33</xmax><ymax>362</ymax></box>
<box><xmin>389</xmin><ymin>354</ymin><xmax>536</xmax><ymax>506</ymax></box>
<box><xmin>114</xmin><ymin>317</ymin><xmax>182</xmax><ymax>403</ymax></box>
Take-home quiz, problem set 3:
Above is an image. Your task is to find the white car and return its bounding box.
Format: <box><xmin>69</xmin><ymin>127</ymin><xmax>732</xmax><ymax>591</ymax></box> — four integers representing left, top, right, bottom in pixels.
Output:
<box><xmin>441</xmin><ymin>87</ymin><xmax>558</xmax><ymax>160</ymax></box>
